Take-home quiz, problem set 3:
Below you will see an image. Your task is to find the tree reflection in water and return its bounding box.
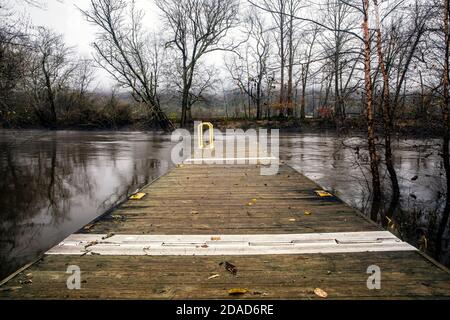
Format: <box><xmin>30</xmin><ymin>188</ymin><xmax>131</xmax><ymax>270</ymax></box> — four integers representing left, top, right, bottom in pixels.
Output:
<box><xmin>281</xmin><ymin>134</ymin><xmax>450</xmax><ymax>268</ymax></box>
<box><xmin>0</xmin><ymin>131</ymin><xmax>174</xmax><ymax>279</ymax></box>
<box><xmin>1</xmin><ymin>131</ymin><xmax>450</xmax><ymax>279</ymax></box>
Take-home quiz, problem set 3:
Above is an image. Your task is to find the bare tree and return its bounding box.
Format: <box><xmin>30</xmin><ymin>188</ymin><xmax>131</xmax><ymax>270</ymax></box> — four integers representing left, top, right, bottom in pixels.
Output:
<box><xmin>362</xmin><ymin>0</ymin><xmax>382</xmax><ymax>203</ymax></box>
<box><xmin>165</xmin><ymin>58</ymin><xmax>219</xmax><ymax>113</ymax></box>
<box><xmin>0</xmin><ymin>19</ymin><xmax>29</xmax><ymax>123</ymax></box>
<box><xmin>437</xmin><ymin>0</ymin><xmax>450</xmax><ymax>257</ymax></box>
<box><xmin>296</xmin><ymin>24</ymin><xmax>320</xmax><ymax>119</ymax></box>
<box><xmin>250</xmin><ymin>0</ymin><xmax>289</xmax><ymax>117</ymax></box>
<box><xmin>156</xmin><ymin>0</ymin><xmax>239</xmax><ymax>127</ymax></box>
<box><xmin>26</xmin><ymin>27</ymin><xmax>74</xmax><ymax>128</ymax></box>
<box><xmin>286</xmin><ymin>0</ymin><xmax>303</xmax><ymax>116</ymax></box>
<box><xmin>373</xmin><ymin>0</ymin><xmax>398</xmax><ymax>201</ymax></box>
<box><xmin>226</xmin><ymin>9</ymin><xmax>270</xmax><ymax>119</ymax></box>
<box><xmin>79</xmin><ymin>0</ymin><xmax>174</xmax><ymax>131</ymax></box>
<box><xmin>320</xmin><ymin>0</ymin><xmax>360</xmax><ymax>123</ymax></box>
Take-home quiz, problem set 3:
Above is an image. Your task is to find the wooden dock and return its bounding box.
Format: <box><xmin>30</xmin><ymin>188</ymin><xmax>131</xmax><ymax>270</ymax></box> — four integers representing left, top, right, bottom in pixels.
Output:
<box><xmin>1</xmin><ymin>163</ymin><xmax>450</xmax><ymax>299</ymax></box>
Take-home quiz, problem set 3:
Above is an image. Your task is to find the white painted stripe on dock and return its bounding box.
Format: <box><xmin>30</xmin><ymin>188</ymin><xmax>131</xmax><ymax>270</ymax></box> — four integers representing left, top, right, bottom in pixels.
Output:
<box><xmin>46</xmin><ymin>231</ymin><xmax>417</xmax><ymax>256</ymax></box>
<box><xmin>184</xmin><ymin>156</ymin><xmax>278</xmax><ymax>163</ymax></box>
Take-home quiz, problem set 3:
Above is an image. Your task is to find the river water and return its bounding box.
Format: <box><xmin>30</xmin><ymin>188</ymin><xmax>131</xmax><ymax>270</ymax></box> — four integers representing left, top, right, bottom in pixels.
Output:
<box><xmin>0</xmin><ymin>130</ymin><xmax>448</xmax><ymax>279</ymax></box>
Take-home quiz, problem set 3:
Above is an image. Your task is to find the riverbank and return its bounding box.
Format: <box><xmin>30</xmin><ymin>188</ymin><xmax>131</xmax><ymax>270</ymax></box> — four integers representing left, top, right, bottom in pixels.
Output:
<box><xmin>1</xmin><ymin>117</ymin><xmax>444</xmax><ymax>138</ymax></box>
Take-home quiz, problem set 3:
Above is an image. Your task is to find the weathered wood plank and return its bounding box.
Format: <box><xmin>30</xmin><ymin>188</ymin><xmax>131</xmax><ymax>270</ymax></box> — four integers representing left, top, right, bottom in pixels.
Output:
<box><xmin>1</xmin><ymin>252</ymin><xmax>450</xmax><ymax>299</ymax></box>
<box><xmin>1</xmin><ymin>164</ymin><xmax>449</xmax><ymax>299</ymax></box>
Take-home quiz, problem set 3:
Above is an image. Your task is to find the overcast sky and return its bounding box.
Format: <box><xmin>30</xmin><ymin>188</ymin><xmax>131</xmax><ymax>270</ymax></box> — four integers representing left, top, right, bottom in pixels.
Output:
<box><xmin>15</xmin><ymin>0</ymin><xmax>231</xmax><ymax>91</ymax></box>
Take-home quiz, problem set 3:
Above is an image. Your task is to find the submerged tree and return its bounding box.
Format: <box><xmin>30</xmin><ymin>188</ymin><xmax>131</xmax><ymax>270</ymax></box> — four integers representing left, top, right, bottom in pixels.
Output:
<box><xmin>437</xmin><ymin>0</ymin><xmax>450</xmax><ymax>257</ymax></box>
<box><xmin>361</xmin><ymin>0</ymin><xmax>382</xmax><ymax>204</ymax></box>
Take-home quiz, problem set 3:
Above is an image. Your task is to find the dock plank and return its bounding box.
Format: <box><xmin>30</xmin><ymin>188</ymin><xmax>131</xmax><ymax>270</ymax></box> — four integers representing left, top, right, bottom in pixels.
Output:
<box><xmin>1</xmin><ymin>252</ymin><xmax>450</xmax><ymax>299</ymax></box>
<box><xmin>1</xmin><ymin>164</ymin><xmax>449</xmax><ymax>299</ymax></box>
<box><xmin>83</xmin><ymin>164</ymin><xmax>378</xmax><ymax>235</ymax></box>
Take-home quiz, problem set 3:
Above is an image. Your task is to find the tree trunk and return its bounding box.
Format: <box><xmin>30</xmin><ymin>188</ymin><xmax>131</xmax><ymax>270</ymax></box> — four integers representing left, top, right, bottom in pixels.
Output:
<box><xmin>334</xmin><ymin>51</ymin><xmax>341</xmax><ymax>122</ymax></box>
<box><xmin>42</xmin><ymin>58</ymin><xmax>57</xmax><ymax>129</ymax></box>
<box><xmin>181</xmin><ymin>88</ymin><xmax>189</xmax><ymax>128</ymax></box>
<box><xmin>286</xmin><ymin>13</ymin><xmax>294</xmax><ymax>117</ymax></box>
<box><xmin>437</xmin><ymin>0</ymin><xmax>450</xmax><ymax>258</ymax></box>
<box><xmin>279</xmin><ymin>11</ymin><xmax>285</xmax><ymax>117</ymax></box>
<box><xmin>363</xmin><ymin>0</ymin><xmax>382</xmax><ymax>203</ymax></box>
<box><xmin>301</xmin><ymin>76</ymin><xmax>306</xmax><ymax>120</ymax></box>
<box><xmin>154</xmin><ymin>103</ymin><xmax>174</xmax><ymax>132</ymax></box>
<box><xmin>256</xmin><ymin>77</ymin><xmax>262</xmax><ymax>120</ymax></box>
<box><xmin>373</xmin><ymin>0</ymin><xmax>400</xmax><ymax>200</ymax></box>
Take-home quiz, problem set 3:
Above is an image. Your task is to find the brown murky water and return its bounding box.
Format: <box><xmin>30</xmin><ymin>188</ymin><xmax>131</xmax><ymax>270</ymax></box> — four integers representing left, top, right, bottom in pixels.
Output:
<box><xmin>0</xmin><ymin>130</ymin><xmax>175</xmax><ymax>279</ymax></box>
<box><xmin>0</xmin><ymin>130</ymin><xmax>448</xmax><ymax>279</ymax></box>
<box><xmin>280</xmin><ymin>133</ymin><xmax>449</xmax><ymax>267</ymax></box>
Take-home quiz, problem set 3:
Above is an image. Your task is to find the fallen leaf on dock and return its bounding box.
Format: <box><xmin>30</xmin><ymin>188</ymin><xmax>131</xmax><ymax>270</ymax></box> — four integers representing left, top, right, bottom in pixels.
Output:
<box><xmin>84</xmin><ymin>240</ymin><xmax>98</xmax><ymax>249</ymax></box>
<box><xmin>19</xmin><ymin>279</ymin><xmax>32</xmax><ymax>285</ymax></box>
<box><xmin>228</xmin><ymin>288</ymin><xmax>248</xmax><ymax>295</ymax></box>
<box><xmin>315</xmin><ymin>190</ymin><xmax>333</xmax><ymax>197</ymax></box>
<box><xmin>220</xmin><ymin>261</ymin><xmax>238</xmax><ymax>275</ymax></box>
<box><xmin>191</xmin><ymin>210</ymin><xmax>199</xmax><ymax>215</ymax></box>
<box><xmin>102</xmin><ymin>232</ymin><xmax>115</xmax><ymax>240</ymax></box>
<box><xmin>211</xmin><ymin>236</ymin><xmax>221</xmax><ymax>241</ymax></box>
<box><xmin>83</xmin><ymin>224</ymin><xmax>94</xmax><ymax>230</ymax></box>
<box><xmin>304</xmin><ymin>211</ymin><xmax>312</xmax><ymax>215</ymax></box>
<box><xmin>208</xmin><ymin>274</ymin><xmax>220</xmax><ymax>280</ymax></box>
<box><xmin>314</xmin><ymin>288</ymin><xmax>328</xmax><ymax>298</ymax></box>
<box><xmin>251</xmin><ymin>198</ymin><xmax>257</xmax><ymax>202</ymax></box>
<box><xmin>129</xmin><ymin>192</ymin><xmax>146</xmax><ymax>200</ymax></box>
<box><xmin>247</xmin><ymin>202</ymin><xmax>253</xmax><ymax>206</ymax></box>
<box><xmin>289</xmin><ymin>218</ymin><xmax>296</xmax><ymax>222</ymax></box>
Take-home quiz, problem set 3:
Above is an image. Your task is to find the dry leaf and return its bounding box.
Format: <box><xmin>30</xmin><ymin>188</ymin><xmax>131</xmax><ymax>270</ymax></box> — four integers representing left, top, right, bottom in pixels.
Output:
<box><xmin>315</xmin><ymin>190</ymin><xmax>333</xmax><ymax>197</ymax></box>
<box><xmin>314</xmin><ymin>288</ymin><xmax>328</xmax><ymax>298</ymax></box>
<box><xmin>228</xmin><ymin>288</ymin><xmax>248</xmax><ymax>295</ymax></box>
<box><xmin>211</xmin><ymin>236</ymin><xmax>221</xmax><ymax>241</ymax></box>
<box><xmin>304</xmin><ymin>211</ymin><xmax>312</xmax><ymax>215</ymax></box>
<box><xmin>208</xmin><ymin>274</ymin><xmax>220</xmax><ymax>280</ymax></box>
<box><xmin>102</xmin><ymin>232</ymin><xmax>115</xmax><ymax>240</ymax></box>
<box><xmin>289</xmin><ymin>218</ymin><xmax>296</xmax><ymax>222</ymax></box>
<box><xmin>220</xmin><ymin>261</ymin><xmax>238</xmax><ymax>275</ymax></box>
<box><xmin>129</xmin><ymin>192</ymin><xmax>146</xmax><ymax>200</ymax></box>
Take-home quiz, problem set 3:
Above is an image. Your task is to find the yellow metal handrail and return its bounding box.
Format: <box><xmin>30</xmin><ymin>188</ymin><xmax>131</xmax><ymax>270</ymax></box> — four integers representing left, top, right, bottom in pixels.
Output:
<box><xmin>197</xmin><ymin>122</ymin><xmax>215</xmax><ymax>149</ymax></box>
